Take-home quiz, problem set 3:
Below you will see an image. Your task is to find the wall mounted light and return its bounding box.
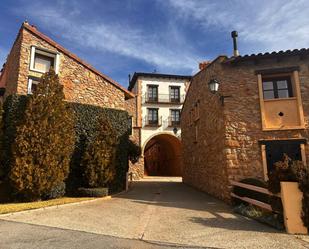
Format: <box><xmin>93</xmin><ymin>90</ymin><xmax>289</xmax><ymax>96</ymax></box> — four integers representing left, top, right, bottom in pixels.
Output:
<box><xmin>208</xmin><ymin>78</ymin><xmax>231</xmax><ymax>106</ymax></box>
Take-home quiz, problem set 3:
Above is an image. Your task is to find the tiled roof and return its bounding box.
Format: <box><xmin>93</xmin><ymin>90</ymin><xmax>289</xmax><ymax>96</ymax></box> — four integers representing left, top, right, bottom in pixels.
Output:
<box><xmin>128</xmin><ymin>72</ymin><xmax>192</xmax><ymax>91</ymax></box>
<box><xmin>22</xmin><ymin>22</ymin><xmax>135</xmax><ymax>98</ymax></box>
<box><xmin>227</xmin><ymin>48</ymin><xmax>309</xmax><ymax>63</ymax></box>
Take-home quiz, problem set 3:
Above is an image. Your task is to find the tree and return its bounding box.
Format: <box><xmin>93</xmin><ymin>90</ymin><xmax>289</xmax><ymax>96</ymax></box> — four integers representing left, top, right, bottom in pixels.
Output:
<box><xmin>0</xmin><ymin>103</ymin><xmax>4</xmax><ymax>180</ymax></box>
<box><xmin>82</xmin><ymin>115</ymin><xmax>117</xmax><ymax>188</ymax></box>
<box><xmin>9</xmin><ymin>69</ymin><xmax>75</xmax><ymax>200</ymax></box>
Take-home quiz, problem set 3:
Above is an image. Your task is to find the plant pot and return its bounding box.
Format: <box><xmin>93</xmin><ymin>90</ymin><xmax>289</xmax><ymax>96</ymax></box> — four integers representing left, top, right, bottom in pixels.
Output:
<box><xmin>280</xmin><ymin>181</ymin><xmax>308</xmax><ymax>234</ymax></box>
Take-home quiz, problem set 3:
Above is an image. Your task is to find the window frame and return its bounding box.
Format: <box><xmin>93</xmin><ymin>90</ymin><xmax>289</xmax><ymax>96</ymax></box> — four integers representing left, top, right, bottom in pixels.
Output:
<box><xmin>262</xmin><ymin>76</ymin><xmax>293</xmax><ymax>100</ymax></box>
<box><xmin>147</xmin><ymin>108</ymin><xmax>159</xmax><ymax>125</ymax></box>
<box><xmin>169</xmin><ymin>86</ymin><xmax>180</xmax><ymax>102</ymax></box>
<box><xmin>30</xmin><ymin>46</ymin><xmax>60</xmax><ymax>74</ymax></box>
<box><xmin>27</xmin><ymin>77</ymin><xmax>41</xmax><ymax>94</ymax></box>
<box><xmin>147</xmin><ymin>85</ymin><xmax>158</xmax><ymax>102</ymax></box>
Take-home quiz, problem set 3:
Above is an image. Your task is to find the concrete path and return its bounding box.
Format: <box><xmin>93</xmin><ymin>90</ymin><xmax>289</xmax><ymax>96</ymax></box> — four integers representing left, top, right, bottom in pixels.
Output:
<box><xmin>0</xmin><ymin>177</ymin><xmax>308</xmax><ymax>249</ymax></box>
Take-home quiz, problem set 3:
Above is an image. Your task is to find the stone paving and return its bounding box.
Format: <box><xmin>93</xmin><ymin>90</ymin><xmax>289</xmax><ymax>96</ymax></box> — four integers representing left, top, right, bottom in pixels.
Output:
<box><xmin>0</xmin><ymin>177</ymin><xmax>308</xmax><ymax>249</ymax></box>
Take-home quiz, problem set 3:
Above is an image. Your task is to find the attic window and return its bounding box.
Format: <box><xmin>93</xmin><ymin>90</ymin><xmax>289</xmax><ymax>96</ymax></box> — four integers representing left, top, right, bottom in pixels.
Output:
<box><xmin>30</xmin><ymin>47</ymin><xmax>59</xmax><ymax>74</ymax></box>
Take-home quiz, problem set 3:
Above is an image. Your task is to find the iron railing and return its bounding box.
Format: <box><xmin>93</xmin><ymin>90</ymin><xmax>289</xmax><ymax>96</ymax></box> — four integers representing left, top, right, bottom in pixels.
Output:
<box><xmin>143</xmin><ymin>116</ymin><xmax>162</xmax><ymax>127</ymax></box>
<box><xmin>167</xmin><ymin>117</ymin><xmax>181</xmax><ymax>127</ymax></box>
<box><xmin>143</xmin><ymin>93</ymin><xmax>185</xmax><ymax>104</ymax></box>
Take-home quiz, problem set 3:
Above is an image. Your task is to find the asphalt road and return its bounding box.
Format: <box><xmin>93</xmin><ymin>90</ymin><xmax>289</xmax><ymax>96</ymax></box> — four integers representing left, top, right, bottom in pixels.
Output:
<box><xmin>0</xmin><ymin>177</ymin><xmax>308</xmax><ymax>249</ymax></box>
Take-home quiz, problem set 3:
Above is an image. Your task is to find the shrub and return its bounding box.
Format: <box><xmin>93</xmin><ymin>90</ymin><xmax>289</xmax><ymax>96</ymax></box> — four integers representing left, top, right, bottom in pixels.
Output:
<box><xmin>2</xmin><ymin>95</ymin><xmax>28</xmax><ymax>178</ymax></box>
<box><xmin>82</xmin><ymin>115</ymin><xmax>117</xmax><ymax>188</ymax></box>
<box><xmin>77</xmin><ymin>187</ymin><xmax>108</xmax><ymax>197</ymax></box>
<box><xmin>128</xmin><ymin>139</ymin><xmax>141</xmax><ymax>164</ymax></box>
<box><xmin>42</xmin><ymin>182</ymin><xmax>66</xmax><ymax>200</ymax></box>
<box><xmin>9</xmin><ymin>70</ymin><xmax>75</xmax><ymax>201</ymax></box>
<box><xmin>67</xmin><ymin>103</ymin><xmax>131</xmax><ymax>193</ymax></box>
<box><xmin>267</xmin><ymin>154</ymin><xmax>309</xmax><ymax>229</ymax></box>
<box><xmin>0</xmin><ymin>103</ymin><xmax>4</xmax><ymax>180</ymax></box>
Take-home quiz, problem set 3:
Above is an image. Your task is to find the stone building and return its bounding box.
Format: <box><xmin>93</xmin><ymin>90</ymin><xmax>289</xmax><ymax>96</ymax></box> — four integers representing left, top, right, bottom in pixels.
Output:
<box><xmin>0</xmin><ymin>21</ymin><xmax>142</xmax><ymax>172</ymax></box>
<box><xmin>128</xmin><ymin>73</ymin><xmax>191</xmax><ymax>177</ymax></box>
<box><xmin>181</xmin><ymin>47</ymin><xmax>309</xmax><ymax>202</ymax></box>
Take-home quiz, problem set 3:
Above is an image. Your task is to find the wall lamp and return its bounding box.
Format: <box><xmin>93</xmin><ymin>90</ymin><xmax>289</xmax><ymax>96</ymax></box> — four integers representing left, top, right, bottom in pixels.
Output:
<box><xmin>208</xmin><ymin>79</ymin><xmax>231</xmax><ymax>106</ymax></box>
<box><xmin>173</xmin><ymin>127</ymin><xmax>178</xmax><ymax>135</ymax></box>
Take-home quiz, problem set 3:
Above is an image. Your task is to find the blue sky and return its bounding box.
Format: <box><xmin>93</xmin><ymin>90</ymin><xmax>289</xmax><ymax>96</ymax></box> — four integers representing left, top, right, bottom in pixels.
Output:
<box><xmin>1</xmin><ymin>0</ymin><xmax>309</xmax><ymax>88</ymax></box>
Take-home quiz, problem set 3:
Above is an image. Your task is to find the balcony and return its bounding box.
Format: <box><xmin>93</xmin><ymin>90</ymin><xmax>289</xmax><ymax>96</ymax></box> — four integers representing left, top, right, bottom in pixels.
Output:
<box><xmin>143</xmin><ymin>116</ymin><xmax>162</xmax><ymax>127</ymax></box>
<box><xmin>168</xmin><ymin>117</ymin><xmax>181</xmax><ymax>127</ymax></box>
<box><xmin>143</xmin><ymin>94</ymin><xmax>185</xmax><ymax>104</ymax></box>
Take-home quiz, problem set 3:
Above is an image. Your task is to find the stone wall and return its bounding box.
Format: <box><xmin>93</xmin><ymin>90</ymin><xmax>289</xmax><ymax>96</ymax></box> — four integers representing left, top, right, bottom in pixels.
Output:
<box><xmin>1</xmin><ymin>29</ymin><xmax>23</xmax><ymax>97</ymax></box>
<box><xmin>125</xmin><ymin>96</ymin><xmax>144</xmax><ymax>179</ymax></box>
<box><xmin>181</xmin><ymin>57</ymin><xmax>230</xmax><ymax>201</ymax></box>
<box><xmin>181</xmin><ymin>54</ymin><xmax>309</xmax><ymax>202</ymax></box>
<box><xmin>14</xmin><ymin>28</ymin><xmax>126</xmax><ymax>109</ymax></box>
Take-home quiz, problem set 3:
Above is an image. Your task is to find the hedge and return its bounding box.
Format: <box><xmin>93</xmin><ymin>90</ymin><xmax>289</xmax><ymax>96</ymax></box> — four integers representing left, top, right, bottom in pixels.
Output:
<box><xmin>2</xmin><ymin>95</ymin><xmax>132</xmax><ymax>197</ymax></box>
<box><xmin>68</xmin><ymin>103</ymin><xmax>131</xmax><ymax>194</ymax></box>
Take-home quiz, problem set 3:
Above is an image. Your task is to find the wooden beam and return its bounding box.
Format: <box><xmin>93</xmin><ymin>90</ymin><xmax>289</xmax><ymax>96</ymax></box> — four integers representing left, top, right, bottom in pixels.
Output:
<box><xmin>230</xmin><ymin>180</ymin><xmax>280</xmax><ymax>197</ymax></box>
<box><xmin>231</xmin><ymin>193</ymin><xmax>273</xmax><ymax>211</ymax></box>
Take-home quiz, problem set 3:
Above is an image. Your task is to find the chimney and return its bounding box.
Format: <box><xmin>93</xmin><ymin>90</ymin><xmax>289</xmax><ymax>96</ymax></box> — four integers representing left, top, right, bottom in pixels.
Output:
<box><xmin>199</xmin><ymin>61</ymin><xmax>211</xmax><ymax>70</ymax></box>
<box><xmin>231</xmin><ymin>31</ymin><xmax>239</xmax><ymax>57</ymax></box>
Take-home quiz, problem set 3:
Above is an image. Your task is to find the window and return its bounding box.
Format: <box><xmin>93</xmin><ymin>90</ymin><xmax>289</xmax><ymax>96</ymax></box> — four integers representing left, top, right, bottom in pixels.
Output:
<box><xmin>27</xmin><ymin>77</ymin><xmax>40</xmax><ymax>94</ymax></box>
<box><xmin>194</xmin><ymin>100</ymin><xmax>200</xmax><ymax>121</ymax></box>
<box><xmin>147</xmin><ymin>108</ymin><xmax>159</xmax><ymax>125</ymax></box>
<box><xmin>170</xmin><ymin>86</ymin><xmax>180</xmax><ymax>102</ymax></box>
<box><xmin>147</xmin><ymin>85</ymin><xmax>158</xmax><ymax>102</ymax></box>
<box><xmin>194</xmin><ymin>123</ymin><xmax>198</xmax><ymax>143</ymax></box>
<box><xmin>30</xmin><ymin>47</ymin><xmax>59</xmax><ymax>74</ymax></box>
<box><xmin>170</xmin><ymin>109</ymin><xmax>180</xmax><ymax>126</ymax></box>
<box><xmin>262</xmin><ymin>77</ymin><xmax>293</xmax><ymax>100</ymax></box>
<box><xmin>128</xmin><ymin>116</ymin><xmax>133</xmax><ymax>135</ymax></box>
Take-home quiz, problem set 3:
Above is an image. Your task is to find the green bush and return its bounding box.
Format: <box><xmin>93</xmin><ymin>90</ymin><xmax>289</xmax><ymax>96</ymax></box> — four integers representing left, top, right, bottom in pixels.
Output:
<box><xmin>2</xmin><ymin>95</ymin><xmax>28</xmax><ymax>179</ymax></box>
<box><xmin>128</xmin><ymin>139</ymin><xmax>141</xmax><ymax>164</ymax></box>
<box><xmin>67</xmin><ymin>103</ymin><xmax>131</xmax><ymax>194</ymax></box>
<box><xmin>82</xmin><ymin>115</ymin><xmax>117</xmax><ymax>188</ymax></box>
<box><xmin>77</xmin><ymin>187</ymin><xmax>108</xmax><ymax>197</ymax></box>
<box><xmin>9</xmin><ymin>70</ymin><xmax>75</xmax><ymax>201</ymax></box>
<box><xmin>42</xmin><ymin>182</ymin><xmax>66</xmax><ymax>200</ymax></box>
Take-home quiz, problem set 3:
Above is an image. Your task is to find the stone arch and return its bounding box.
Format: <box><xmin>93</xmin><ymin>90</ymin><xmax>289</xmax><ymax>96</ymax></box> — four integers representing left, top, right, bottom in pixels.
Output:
<box><xmin>143</xmin><ymin>133</ymin><xmax>182</xmax><ymax>176</ymax></box>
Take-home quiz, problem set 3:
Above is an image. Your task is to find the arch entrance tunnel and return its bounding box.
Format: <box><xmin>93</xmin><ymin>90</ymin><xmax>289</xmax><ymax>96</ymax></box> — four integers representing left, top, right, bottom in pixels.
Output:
<box><xmin>144</xmin><ymin>134</ymin><xmax>182</xmax><ymax>176</ymax></box>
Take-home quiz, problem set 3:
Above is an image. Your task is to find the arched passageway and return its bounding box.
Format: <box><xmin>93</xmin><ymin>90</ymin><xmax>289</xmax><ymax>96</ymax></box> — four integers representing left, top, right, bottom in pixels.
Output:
<box><xmin>143</xmin><ymin>134</ymin><xmax>182</xmax><ymax>176</ymax></box>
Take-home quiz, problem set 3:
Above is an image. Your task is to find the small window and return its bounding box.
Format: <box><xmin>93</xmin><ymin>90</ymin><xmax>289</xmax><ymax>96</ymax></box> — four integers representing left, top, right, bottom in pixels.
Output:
<box><xmin>262</xmin><ymin>77</ymin><xmax>293</xmax><ymax>100</ymax></box>
<box><xmin>170</xmin><ymin>86</ymin><xmax>180</xmax><ymax>103</ymax></box>
<box><xmin>194</xmin><ymin>100</ymin><xmax>200</xmax><ymax>121</ymax></box>
<box><xmin>147</xmin><ymin>85</ymin><xmax>158</xmax><ymax>102</ymax></box>
<box><xmin>170</xmin><ymin>109</ymin><xmax>180</xmax><ymax>126</ymax></box>
<box><xmin>27</xmin><ymin>77</ymin><xmax>40</xmax><ymax>94</ymax></box>
<box><xmin>30</xmin><ymin>47</ymin><xmax>59</xmax><ymax>74</ymax></box>
<box><xmin>147</xmin><ymin>108</ymin><xmax>159</xmax><ymax>125</ymax></box>
<box><xmin>194</xmin><ymin>123</ymin><xmax>198</xmax><ymax>143</ymax></box>
<box><xmin>128</xmin><ymin>116</ymin><xmax>133</xmax><ymax>135</ymax></box>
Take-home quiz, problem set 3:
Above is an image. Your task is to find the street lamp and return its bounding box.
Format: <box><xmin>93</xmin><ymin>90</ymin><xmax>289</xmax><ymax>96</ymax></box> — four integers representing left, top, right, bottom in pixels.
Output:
<box><xmin>208</xmin><ymin>78</ymin><xmax>231</xmax><ymax>106</ymax></box>
<box><xmin>173</xmin><ymin>127</ymin><xmax>178</xmax><ymax>135</ymax></box>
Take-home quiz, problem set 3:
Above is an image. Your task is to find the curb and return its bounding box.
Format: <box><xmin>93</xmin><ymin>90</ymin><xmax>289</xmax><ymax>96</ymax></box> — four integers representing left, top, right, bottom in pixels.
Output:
<box><xmin>0</xmin><ymin>189</ymin><xmax>129</xmax><ymax>218</ymax></box>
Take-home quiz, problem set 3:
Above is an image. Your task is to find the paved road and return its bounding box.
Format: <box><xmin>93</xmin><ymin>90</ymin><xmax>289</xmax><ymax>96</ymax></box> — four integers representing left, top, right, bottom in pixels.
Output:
<box><xmin>0</xmin><ymin>177</ymin><xmax>308</xmax><ymax>249</ymax></box>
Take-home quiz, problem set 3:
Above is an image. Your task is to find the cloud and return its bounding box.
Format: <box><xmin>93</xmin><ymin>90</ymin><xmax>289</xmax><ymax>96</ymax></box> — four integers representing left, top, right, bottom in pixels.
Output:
<box><xmin>18</xmin><ymin>1</ymin><xmax>202</xmax><ymax>74</ymax></box>
<box><xmin>166</xmin><ymin>0</ymin><xmax>309</xmax><ymax>53</ymax></box>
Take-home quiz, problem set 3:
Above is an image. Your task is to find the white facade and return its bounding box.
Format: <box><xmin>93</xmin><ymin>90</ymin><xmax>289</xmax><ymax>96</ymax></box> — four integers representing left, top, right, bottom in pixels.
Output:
<box><xmin>130</xmin><ymin>75</ymin><xmax>190</xmax><ymax>148</ymax></box>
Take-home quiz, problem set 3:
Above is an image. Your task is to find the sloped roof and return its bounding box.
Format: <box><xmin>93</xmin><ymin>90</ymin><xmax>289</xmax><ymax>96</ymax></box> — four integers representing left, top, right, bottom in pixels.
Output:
<box><xmin>226</xmin><ymin>48</ymin><xmax>309</xmax><ymax>63</ymax></box>
<box><xmin>21</xmin><ymin>22</ymin><xmax>134</xmax><ymax>98</ymax></box>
